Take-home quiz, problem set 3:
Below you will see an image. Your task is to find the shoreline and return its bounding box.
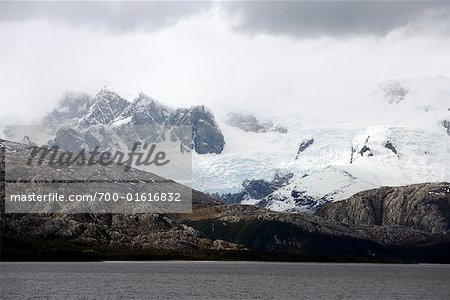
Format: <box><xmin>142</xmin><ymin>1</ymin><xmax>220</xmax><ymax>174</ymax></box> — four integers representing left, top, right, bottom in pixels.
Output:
<box><xmin>2</xmin><ymin>260</ymin><xmax>450</xmax><ymax>265</ymax></box>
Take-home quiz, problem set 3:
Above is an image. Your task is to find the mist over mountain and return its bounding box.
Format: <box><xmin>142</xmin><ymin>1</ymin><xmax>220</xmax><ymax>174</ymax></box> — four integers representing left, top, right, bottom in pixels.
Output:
<box><xmin>3</xmin><ymin>76</ymin><xmax>445</xmax><ymax>213</ymax></box>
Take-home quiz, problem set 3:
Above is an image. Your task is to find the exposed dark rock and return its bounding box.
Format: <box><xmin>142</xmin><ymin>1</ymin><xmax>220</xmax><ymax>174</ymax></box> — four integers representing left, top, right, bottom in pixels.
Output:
<box><xmin>350</xmin><ymin>146</ymin><xmax>355</xmax><ymax>163</ymax></box>
<box><xmin>169</xmin><ymin>106</ymin><xmax>226</xmax><ymax>154</ymax></box>
<box><xmin>190</xmin><ymin>106</ymin><xmax>225</xmax><ymax>154</ymax></box>
<box><xmin>209</xmin><ymin>191</ymin><xmax>247</xmax><ymax>204</ymax></box>
<box><xmin>288</xmin><ymin>190</ymin><xmax>322</xmax><ymax>207</ymax></box>
<box><xmin>214</xmin><ymin>173</ymin><xmax>294</xmax><ymax>204</ymax></box>
<box><xmin>243</xmin><ymin>179</ymin><xmax>277</xmax><ymax>199</ymax></box>
<box><xmin>384</xmin><ymin>140</ymin><xmax>398</xmax><ymax>155</ymax></box>
<box><xmin>441</xmin><ymin>120</ymin><xmax>450</xmax><ymax>136</ymax></box>
<box><xmin>316</xmin><ymin>182</ymin><xmax>450</xmax><ymax>235</ymax></box>
<box><xmin>354</xmin><ymin>136</ymin><xmax>373</xmax><ymax>158</ymax></box>
<box><xmin>359</xmin><ymin>146</ymin><xmax>373</xmax><ymax>156</ymax></box>
<box><xmin>359</xmin><ymin>145</ymin><xmax>373</xmax><ymax>157</ymax></box>
<box><xmin>295</xmin><ymin>138</ymin><xmax>314</xmax><ymax>159</ymax></box>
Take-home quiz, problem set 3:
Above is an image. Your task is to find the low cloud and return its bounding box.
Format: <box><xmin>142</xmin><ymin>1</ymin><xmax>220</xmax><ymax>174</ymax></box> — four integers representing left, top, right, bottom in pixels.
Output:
<box><xmin>0</xmin><ymin>1</ymin><xmax>212</xmax><ymax>32</ymax></box>
<box><xmin>224</xmin><ymin>1</ymin><xmax>449</xmax><ymax>37</ymax></box>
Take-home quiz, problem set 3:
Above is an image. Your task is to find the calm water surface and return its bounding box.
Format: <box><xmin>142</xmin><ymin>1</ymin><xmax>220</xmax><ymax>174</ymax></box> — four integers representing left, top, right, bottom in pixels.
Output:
<box><xmin>1</xmin><ymin>261</ymin><xmax>449</xmax><ymax>299</ymax></box>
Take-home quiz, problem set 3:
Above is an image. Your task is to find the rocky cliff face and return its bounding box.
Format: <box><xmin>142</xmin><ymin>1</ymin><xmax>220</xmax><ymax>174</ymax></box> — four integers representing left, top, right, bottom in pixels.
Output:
<box><xmin>181</xmin><ymin>204</ymin><xmax>375</xmax><ymax>249</ymax></box>
<box><xmin>316</xmin><ymin>183</ymin><xmax>450</xmax><ymax>234</ymax></box>
<box><xmin>190</xmin><ymin>106</ymin><xmax>225</xmax><ymax>154</ymax></box>
<box><xmin>178</xmin><ymin>204</ymin><xmax>450</xmax><ymax>262</ymax></box>
<box><xmin>43</xmin><ymin>88</ymin><xmax>225</xmax><ymax>154</ymax></box>
<box><xmin>442</xmin><ymin>119</ymin><xmax>450</xmax><ymax>136</ymax></box>
<box><xmin>212</xmin><ymin>173</ymin><xmax>294</xmax><ymax>204</ymax></box>
<box><xmin>169</xmin><ymin>106</ymin><xmax>225</xmax><ymax>154</ymax></box>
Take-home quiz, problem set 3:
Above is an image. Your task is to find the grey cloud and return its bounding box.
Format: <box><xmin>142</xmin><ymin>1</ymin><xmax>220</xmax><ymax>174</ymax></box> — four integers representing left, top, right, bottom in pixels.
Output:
<box><xmin>224</xmin><ymin>1</ymin><xmax>449</xmax><ymax>37</ymax></box>
<box><xmin>0</xmin><ymin>1</ymin><xmax>212</xmax><ymax>32</ymax></box>
<box><xmin>1</xmin><ymin>1</ymin><xmax>448</xmax><ymax>37</ymax></box>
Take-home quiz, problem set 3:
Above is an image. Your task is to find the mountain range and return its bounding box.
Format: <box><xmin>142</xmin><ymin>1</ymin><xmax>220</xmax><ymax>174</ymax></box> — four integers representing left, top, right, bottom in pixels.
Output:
<box><xmin>43</xmin><ymin>87</ymin><xmax>225</xmax><ymax>155</ymax></box>
<box><xmin>2</xmin><ymin>77</ymin><xmax>449</xmax><ymax>213</ymax></box>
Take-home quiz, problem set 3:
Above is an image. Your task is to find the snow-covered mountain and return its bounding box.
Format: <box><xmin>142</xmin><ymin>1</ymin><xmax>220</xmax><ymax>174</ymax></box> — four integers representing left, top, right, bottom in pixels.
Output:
<box><xmin>114</xmin><ymin>93</ymin><xmax>171</xmax><ymax>126</ymax></box>
<box><xmin>256</xmin><ymin>166</ymin><xmax>378</xmax><ymax>212</ymax></box>
<box><xmin>4</xmin><ymin>78</ymin><xmax>448</xmax><ymax>213</ymax></box>
<box><xmin>193</xmin><ymin>77</ymin><xmax>450</xmax><ymax>211</ymax></box>
<box><xmin>43</xmin><ymin>87</ymin><xmax>225</xmax><ymax>155</ymax></box>
<box><xmin>81</xmin><ymin>88</ymin><xmax>130</xmax><ymax>125</ymax></box>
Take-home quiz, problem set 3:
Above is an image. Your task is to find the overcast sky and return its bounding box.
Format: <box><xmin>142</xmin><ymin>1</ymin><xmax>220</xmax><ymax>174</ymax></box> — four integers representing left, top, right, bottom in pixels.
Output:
<box><xmin>0</xmin><ymin>1</ymin><xmax>448</xmax><ymax>122</ymax></box>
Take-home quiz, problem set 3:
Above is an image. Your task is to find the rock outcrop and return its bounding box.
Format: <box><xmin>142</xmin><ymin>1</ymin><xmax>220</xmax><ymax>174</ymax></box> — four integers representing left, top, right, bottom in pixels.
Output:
<box><xmin>441</xmin><ymin>120</ymin><xmax>450</xmax><ymax>136</ymax></box>
<box><xmin>316</xmin><ymin>183</ymin><xmax>450</xmax><ymax>234</ymax></box>
<box><xmin>186</xmin><ymin>106</ymin><xmax>225</xmax><ymax>154</ymax></box>
<box><xmin>179</xmin><ymin>204</ymin><xmax>450</xmax><ymax>262</ymax></box>
<box><xmin>295</xmin><ymin>138</ymin><xmax>314</xmax><ymax>159</ymax></box>
<box><xmin>213</xmin><ymin>173</ymin><xmax>294</xmax><ymax>204</ymax></box>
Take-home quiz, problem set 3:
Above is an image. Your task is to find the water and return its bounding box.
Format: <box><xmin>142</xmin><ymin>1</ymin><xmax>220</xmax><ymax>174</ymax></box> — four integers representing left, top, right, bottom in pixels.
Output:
<box><xmin>1</xmin><ymin>261</ymin><xmax>449</xmax><ymax>299</ymax></box>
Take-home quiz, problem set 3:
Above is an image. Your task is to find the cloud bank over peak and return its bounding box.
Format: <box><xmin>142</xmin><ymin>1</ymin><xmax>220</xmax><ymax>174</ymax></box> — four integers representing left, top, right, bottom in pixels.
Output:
<box><xmin>1</xmin><ymin>1</ymin><xmax>448</xmax><ymax>37</ymax></box>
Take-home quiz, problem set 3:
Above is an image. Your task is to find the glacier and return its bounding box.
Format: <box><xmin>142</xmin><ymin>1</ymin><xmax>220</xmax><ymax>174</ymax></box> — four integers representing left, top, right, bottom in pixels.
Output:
<box><xmin>192</xmin><ymin>77</ymin><xmax>450</xmax><ymax>211</ymax></box>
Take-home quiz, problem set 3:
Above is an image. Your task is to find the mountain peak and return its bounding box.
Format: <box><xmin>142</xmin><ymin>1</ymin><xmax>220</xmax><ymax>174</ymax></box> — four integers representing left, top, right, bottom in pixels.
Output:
<box><xmin>81</xmin><ymin>88</ymin><xmax>130</xmax><ymax>125</ymax></box>
<box><xmin>96</xmin><ymin>86</ymin><xmax>124</xmax><ymax>99</ymax></box>
<box><xmin>133</xmin><ymin>93</ymin><xmax>166</xmax><ymax>109</ymax></box>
